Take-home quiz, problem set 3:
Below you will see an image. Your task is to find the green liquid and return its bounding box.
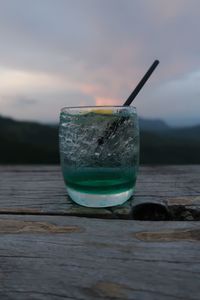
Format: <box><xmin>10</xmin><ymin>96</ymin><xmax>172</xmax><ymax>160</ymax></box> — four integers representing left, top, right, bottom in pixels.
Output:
<box><xmin>62</xmin><ymin>166</ymin><xmax>137</xmax><ymax>194</ymax></box>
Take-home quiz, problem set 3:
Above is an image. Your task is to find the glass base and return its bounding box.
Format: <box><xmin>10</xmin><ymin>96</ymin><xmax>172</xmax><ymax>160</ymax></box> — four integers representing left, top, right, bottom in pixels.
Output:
<box><xmin>66</xmin><ymin>186</ymin><xmax>134</xmax><ymax>207</ymax></box>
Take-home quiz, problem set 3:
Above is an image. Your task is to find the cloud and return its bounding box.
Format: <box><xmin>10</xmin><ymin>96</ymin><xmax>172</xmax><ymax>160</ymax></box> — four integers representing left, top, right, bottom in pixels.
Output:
<box><xmin>136</xmin><ymin>70</ymin><xmax>200</xmax><ymax>126</ymax></box>
<box><xmin>14</xmin><ymin>97</ymin><xmax>38</xmax><ymax>106</ymax></box>
<box><xmin>95</xmin><ymin>97</ymin><xmax>121</xmax><ymax>106</ymax></box>
<box><xmin>146</xmin><ymin>0</ymin><xmax>189</xmax><ymax>21</ymax></box>
<box><xmin>0</xmin><ymin>91</ymin><xmax>95</xmax><ymax>123</ymax></box>
<box><xmin>0</xmin><ymin>0</ymin><xmax>199</xmax><ymax>124</ymax></box>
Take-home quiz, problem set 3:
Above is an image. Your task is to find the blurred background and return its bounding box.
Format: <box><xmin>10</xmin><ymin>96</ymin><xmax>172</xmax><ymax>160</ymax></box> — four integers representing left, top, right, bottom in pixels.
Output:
<box><xmin>0</xmin><ymin>0</ymin><xmax>200</xmax><ymax>164</ymax></box>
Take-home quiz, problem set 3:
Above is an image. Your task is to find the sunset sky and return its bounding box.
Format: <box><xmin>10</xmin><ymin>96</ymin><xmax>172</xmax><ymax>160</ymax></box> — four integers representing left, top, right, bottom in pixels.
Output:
<box><xmin>0</xmin><ymin>0</ymin><xmax>200</xmax><ymax>126</ymax></box>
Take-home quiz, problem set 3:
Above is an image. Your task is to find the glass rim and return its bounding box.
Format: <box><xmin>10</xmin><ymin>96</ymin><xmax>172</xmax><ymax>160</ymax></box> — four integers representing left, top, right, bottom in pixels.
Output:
<box><xmin>61</xmin><ymin>105</ymin><xmax>137</xmax><ymax>112</ymax></box>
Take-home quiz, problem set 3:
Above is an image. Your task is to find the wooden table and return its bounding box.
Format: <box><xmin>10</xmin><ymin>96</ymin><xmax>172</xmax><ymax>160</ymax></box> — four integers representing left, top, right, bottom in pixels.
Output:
<box><xmin>0</xmin><ymin>165</ymin><xmax>200</xmax><ymax>299</ymax></box>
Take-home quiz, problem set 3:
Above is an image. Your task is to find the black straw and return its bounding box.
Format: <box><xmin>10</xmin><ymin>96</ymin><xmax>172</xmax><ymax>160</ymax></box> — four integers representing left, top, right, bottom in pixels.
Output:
<box><xmin>123</xmin><ymin>60</ymin><xmax>159</xmax><ymax>106</ymax></box>
<box><xmin>97</xmin><ymin>60</ymin><xmax>160</xmax><ymax>146</ymax></box>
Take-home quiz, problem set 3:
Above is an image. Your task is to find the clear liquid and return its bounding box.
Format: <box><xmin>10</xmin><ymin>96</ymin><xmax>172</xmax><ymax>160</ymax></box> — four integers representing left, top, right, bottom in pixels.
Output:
<box><xmin>59</xmin><ymin>108</ymin><xmax>139</xmax><ymax>205</ymax></box>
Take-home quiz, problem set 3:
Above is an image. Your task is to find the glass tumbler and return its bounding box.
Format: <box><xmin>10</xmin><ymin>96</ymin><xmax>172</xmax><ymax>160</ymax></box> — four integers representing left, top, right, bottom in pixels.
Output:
<box><xmin>59</xmin><ymin>106</ymin><xmax>139</xmax><ymax>207</ymax></box>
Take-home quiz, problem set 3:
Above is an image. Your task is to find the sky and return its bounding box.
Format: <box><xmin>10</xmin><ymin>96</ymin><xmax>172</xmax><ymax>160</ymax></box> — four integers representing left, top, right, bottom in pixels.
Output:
<box><xmin>0</xmin><ymin>0</ymin><xmax>200</xmax><ymax>126</ymax></box>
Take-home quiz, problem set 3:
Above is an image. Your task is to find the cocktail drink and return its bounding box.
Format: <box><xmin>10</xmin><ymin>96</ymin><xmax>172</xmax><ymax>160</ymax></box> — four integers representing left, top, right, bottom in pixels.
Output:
<box><xmin>59</xmin><ymin>106</ymin><xmax>139</xmax><ymax>207</ymax></box>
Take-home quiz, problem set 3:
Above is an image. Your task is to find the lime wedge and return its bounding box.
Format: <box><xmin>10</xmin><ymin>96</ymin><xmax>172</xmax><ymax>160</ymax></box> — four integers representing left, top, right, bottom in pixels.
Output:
<box><xmin>91</xmin><ymin>109</ymin><xmax>113</xmax><ymax>115</ymax></box>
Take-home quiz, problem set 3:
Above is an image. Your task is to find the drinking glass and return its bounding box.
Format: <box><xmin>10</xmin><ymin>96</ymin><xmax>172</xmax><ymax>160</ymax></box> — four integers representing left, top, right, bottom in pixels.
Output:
<box><xmin>59</xmin><ymin>106</ymin><xmax>139</xmax><ymax>207</ymax></box>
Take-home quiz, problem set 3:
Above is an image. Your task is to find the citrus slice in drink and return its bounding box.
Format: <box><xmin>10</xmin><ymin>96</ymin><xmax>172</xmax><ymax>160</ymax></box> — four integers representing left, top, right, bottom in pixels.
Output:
<box><xmin>91</xmin><ymin>109</ymin><xmax>113</xmax><ymax>115</ymax></box>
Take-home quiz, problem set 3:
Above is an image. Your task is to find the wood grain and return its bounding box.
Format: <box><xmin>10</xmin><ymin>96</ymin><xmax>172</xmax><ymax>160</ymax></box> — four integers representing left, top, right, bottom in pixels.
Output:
<box><xmin>0</xmin><ymin>165</ymin><xmax>200</xmax><ymax>220</ymax></box>
<box><xmin>0</xmin><ymin>214</ymin><xmax>199</xmax><ymax>300</ymax></box>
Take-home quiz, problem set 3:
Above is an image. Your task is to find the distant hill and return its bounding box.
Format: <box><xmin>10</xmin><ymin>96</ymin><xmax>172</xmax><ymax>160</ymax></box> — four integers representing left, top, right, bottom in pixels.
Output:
<box><xmin>139</xmin><ymin>118</ymin><xmax>169</xmax><ymax>131</ymax></box>
<box><xmin>0</xmin><ymin>115</ymin><xmax>59</xmax><ymax>164</ymax></box>
<box><xmin>139</xmin><ymin>119</ymin><xmax>200</xmax><ymax>164</ymax></box>
<box><xmin>0</xmin><ymin>115</ymin><xmax>200</xmax><ymax>164</ymax></box>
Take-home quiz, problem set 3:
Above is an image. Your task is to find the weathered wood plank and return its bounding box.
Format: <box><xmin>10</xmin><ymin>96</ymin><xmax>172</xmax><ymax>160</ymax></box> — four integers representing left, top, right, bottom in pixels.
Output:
<box><xmin>0</xmin><ymin>165</ymin><xmax>200</xmax><ymax>220</ymax></box>
<box><xmin>0</xmin><ymin>215</ymin><xmax>199</xmax><ymax>300</ymax></box>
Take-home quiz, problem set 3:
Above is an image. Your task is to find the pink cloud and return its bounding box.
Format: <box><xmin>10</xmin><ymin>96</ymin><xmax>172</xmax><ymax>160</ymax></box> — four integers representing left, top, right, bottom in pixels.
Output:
<box><xmin>147</xmin><ymin>0</ymin><xmax>189</xmax><ymax>21</ymax></box>
<box><xmin>95</xmin><ymin>97</ymin><xmax>121</xmax><ymax>106</ymax></box>
<box><xmin>80</xmin><ymin>83</ymin><xmax>101</xmax><ymax>95</ymax></box>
